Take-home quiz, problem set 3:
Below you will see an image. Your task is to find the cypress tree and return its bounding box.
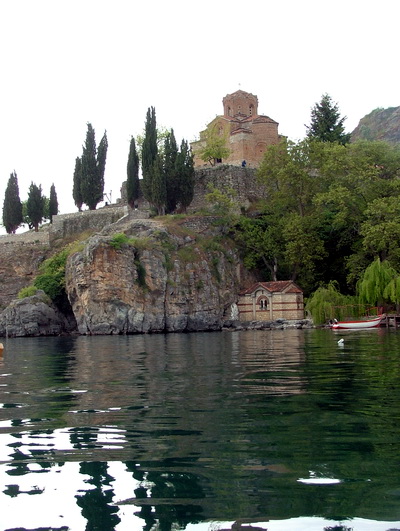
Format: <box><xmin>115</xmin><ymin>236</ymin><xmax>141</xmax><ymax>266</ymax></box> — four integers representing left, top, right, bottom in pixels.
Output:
<box><xmin>73</xmin><ymin>156</ymin><xmax>83</xmax><ymax>211</ymax></box>
<box><xmin>126</xmin><ymin>136</ymin><xmax>140</xmax><ymax>208</ymax></box>
<box><xmin>141</xmin><ymin>107</ymin><xmax>157</xmax><ymax>203</ymax></box>
<box><xmin>49</xmin><ymin>183</ymin><xmax>58</xmax><ymax>223</ymax></box>
<box><xmin>164</xmin><ymin>129</ymin><xmax>178</xmax><ymax>213</ymax></box>
<box><xmin>175</xmin><ymin>140</ymin><xmax>195</xmax><ymax>213</ymax></box>
<box><xmin>151</xmin><ymin>154</ymin><xmax>167</xmax><ymax>216</ymax></box>
<box><xmin>80</xmin><ymin>123</ymin><xmax>107</xmax><ymax>210</ymax></box>
<box><xmin>2</xmin><ymin>171</ymin><xmax>23</xmax><ymax>233</ymax></box>
<box><xmin>306</xmin><ymin>94</ymin><xmax>351</xmax><ymax>144</ymax></box>
<box><xmin>27</xmin><ymin>182</ymin><xmax>45</xmax><ymax>232</ymax></box>
<box><xmin>96</xmin><ymin>130</ymin><xmax>108</xmax><ymax>205</ymax></box>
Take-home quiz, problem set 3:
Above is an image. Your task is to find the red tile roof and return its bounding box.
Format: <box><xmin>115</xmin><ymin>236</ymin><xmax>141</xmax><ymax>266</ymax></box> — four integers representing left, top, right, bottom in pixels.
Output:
<box><xmin>239</xmin><ymin>281</ymin><xmax>302</xmax><ymax>295</ymax></box>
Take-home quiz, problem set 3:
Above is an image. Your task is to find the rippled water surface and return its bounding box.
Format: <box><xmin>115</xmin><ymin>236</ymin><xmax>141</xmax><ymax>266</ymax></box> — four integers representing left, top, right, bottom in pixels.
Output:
<box><xmin>1</xmin><ymin>328</ymin><xmax>400</xmax><ymax>530</ymax></box>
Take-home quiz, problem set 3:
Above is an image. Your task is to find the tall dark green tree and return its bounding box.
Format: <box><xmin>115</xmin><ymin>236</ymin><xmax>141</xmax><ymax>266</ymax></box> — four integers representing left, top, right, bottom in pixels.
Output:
<box><xmin>175</xmin><ymin>139</ymin><xmax>194</xmax><ymax>213</ymax></box>
<box><xmin>73</xmin><ymin>156</ymin><xmax>83</xmax><ymax>211</ymax></box>
<box><xmin>164</xmin><ymin>129</ymin><xmax>179</xmax><ymax>213</ymax></box>
<box><xmin>96</xmin><ymin>130</ymin><xmax>108</xmax><ymax>204</ymax></box>
<box><xmin>27</xmin><ymin>182</ymin><xmax>45</xmax><ymax>232</ymax></box>
<box><xmin>151</xmin><ymin>153</ymin><xmax>167</xmax><ymax>216</ymax></box>
<box><xmin>49</xmin><ymin>183</ymin><xmax>58</xmax><ymax>223</ymax></box>
<box><xmin>80</xmin><ymin>123</ymin><xmax>108</xmax><ymax>210</ymax></box>
<box><xmin>306</xmin><ymin>93</ymin><xmax>351</xmax><ymax>144</ymax></box>
<box><xmin>2</xmin><ymin>171</ymin><xmax>23</xmax><ymax>234</ymax></box>
<box><xmin>141</xmin><ymin>107</ymin><xmax>158</xmax><ymax>203</ymax></box>
<box><xmin>126</xmin><ymin>137</ymin><xmax>140</xmax><ymax>208</ymax></box>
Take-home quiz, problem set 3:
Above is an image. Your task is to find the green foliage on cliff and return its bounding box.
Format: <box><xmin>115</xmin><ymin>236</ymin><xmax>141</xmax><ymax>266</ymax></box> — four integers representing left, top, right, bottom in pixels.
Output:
<box><xmin>34</xmin><ymin>248</ymin><xmax>69</xmax><ymax>300</ymax></box>
<box><xmin>109</xmin><ymin>233</ymin><xmax>130</xmax><ymax>249</ymax></box>
<box><xmin>18</xmin><ymin>285</ymin><xmax>38</xmax><ymax>299</ymax></box>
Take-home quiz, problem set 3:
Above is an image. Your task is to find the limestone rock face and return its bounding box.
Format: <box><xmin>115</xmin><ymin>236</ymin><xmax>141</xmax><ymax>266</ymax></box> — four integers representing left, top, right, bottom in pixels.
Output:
<box><xmin>65</xmin><ymin>219</ymin><xmax>242</xmax><ymax>335</ymax></box>
<box><xmin>0</xmin><ymin>290</ymin><xmax>75</xmax><ymax>337</ymax></box>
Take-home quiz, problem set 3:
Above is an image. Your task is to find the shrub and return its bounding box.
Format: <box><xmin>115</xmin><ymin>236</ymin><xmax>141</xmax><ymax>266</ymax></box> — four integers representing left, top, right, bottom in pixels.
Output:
<box><xmin>109</xmin><ymin>233</ymin><xmax>130</xmax><ymax>249</ymax></box>
<box><xmin>18</xmin><ymin>286</ymin><xmax>38</xmax><ymax>299</ymax></box>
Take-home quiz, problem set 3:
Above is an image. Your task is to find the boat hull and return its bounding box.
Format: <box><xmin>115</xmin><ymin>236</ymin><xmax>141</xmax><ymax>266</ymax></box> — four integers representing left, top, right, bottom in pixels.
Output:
<box><xmin>331</xmin><ymin>315</ymin><xmax>385</xmax><ymax>330</ymax></box>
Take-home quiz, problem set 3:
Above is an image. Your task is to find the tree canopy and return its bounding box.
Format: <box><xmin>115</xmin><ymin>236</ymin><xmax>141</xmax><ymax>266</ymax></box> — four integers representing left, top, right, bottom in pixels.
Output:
<box><xmin>198</xmin><ymin>122</ymin><xmax>230</xmax><ymax>165</ymax></box>
<box><xmin>2</xmin><ymin>171</ymin><xmax>23</xmax><ymax>234</ymax></box>
<box><xmin>232</xmin><ymin>138</ymin><xmax>400</xmax><ymax>297</ymax></box>
<box><xmin>126</xmin><ymin>137</ymin><xmax>140</xmax><ymax>208</ymax></box>
<box><xmin>79</xmin><ymin>123</ymin><xmax>108</xmax><ymax>210</ymax></box>
<box><xmin>49</xmin><ymin>183</ymin><xmax>58</xmax><ymax>223</ymax></box>
<box><xmin>27</xmin><ymin>182</ymin><xmax>45</xmax><ymax>232</ymax></box>
<box><xmin>306</xmin><ymin>93</ymin><xmax>351</xmax><ymax>145</ymax></box>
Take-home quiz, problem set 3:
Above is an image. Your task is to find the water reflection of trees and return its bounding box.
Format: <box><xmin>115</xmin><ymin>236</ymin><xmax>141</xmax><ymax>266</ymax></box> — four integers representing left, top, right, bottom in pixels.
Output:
<box><xmin>4</xmin><ymin>332</ymin><xmax>400</xmax><ymax>529</ymax></box>
<box><xmin>76</xmin><ymin>462</ymin><xmax>120</xmax><ymax>531</ymax></box>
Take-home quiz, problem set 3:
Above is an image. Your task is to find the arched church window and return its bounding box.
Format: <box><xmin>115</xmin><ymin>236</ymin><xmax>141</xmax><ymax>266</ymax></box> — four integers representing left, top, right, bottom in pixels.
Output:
<box><xmin>259</xmin><ymin>298</ymin><xmax>268</xmax><ymax>310</ymax></box>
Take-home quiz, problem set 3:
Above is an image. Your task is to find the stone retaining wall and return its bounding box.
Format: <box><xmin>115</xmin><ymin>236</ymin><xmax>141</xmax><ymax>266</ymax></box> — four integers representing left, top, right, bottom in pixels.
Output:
<box><xmin>50</xmin><ymin>206</ymin><xmax>129</xmax><ymax>242</ymax></box>
<box><xmin>189</xmin><ymin>165</ymin><xmax>266</xmax><ymax>212</ymax></box>
<box><xmin>0</xmin><ymin>231</ymin><xmax>49</xmax><ymax>245</ymax></box>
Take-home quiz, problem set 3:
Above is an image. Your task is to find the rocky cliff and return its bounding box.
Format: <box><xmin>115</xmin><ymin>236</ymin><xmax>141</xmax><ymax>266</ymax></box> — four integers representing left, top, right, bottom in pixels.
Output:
<box><xmin>351</xmin><ymin>106</ymin><xmax>400</xmax><ymax>144</ymax></box>
<box><xmin>65</xmin><ymin>217</ymin><xmax>242</xmax><ymax>335</ymax></box>
<box><xmin>0</xmin><ymin>241</ymin><xmax>51</xmax><ymax>310</ymax></box>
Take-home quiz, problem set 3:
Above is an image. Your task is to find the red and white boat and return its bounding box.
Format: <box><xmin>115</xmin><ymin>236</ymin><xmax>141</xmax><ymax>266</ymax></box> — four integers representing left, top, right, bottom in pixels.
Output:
<box><xmin>330</xmin><ymin>314</ymin><xmax>385</xmax><ymax>330</ymax></box>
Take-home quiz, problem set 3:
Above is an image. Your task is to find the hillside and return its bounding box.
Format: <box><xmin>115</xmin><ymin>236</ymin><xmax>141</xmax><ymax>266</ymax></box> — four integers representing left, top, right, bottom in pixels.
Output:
<box><xmin>351</xmin><ymin>106</ymin><xmax>400</xmax><ymax>143</ymax></box>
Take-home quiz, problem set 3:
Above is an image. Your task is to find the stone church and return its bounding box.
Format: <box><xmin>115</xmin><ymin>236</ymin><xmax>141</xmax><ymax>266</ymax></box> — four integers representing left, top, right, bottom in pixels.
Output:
<box><xmin>191</xmin><ymin>89</ymin><xmax>281</xmax><ymax>168</ymax></box>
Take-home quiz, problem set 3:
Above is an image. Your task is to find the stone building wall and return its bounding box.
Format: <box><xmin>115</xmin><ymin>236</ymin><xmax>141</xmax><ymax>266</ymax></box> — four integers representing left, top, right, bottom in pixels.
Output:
<box><xmin>238</xmin><ymin>292</ymin><xmax>304</xmax><ymax>321</ymax></box>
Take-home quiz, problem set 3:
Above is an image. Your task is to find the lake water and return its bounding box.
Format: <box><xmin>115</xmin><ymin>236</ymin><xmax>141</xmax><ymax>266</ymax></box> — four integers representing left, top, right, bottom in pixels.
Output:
<box><xmin>1</xmin><ymin>328</ymin><xmax>400</xmax><ymax>531</ymax></box>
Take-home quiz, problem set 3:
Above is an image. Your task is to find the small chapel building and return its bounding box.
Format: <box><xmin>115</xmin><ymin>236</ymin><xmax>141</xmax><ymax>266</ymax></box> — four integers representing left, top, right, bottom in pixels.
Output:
<box><xmin>191</xmin><ymin>89</ymin><xmax>280</xmax><ymax>168</ymax></box>
<box><xmin>237</xmin><ymin>281</ymin><xmax>304</xmax><ymax>322</ymax></box>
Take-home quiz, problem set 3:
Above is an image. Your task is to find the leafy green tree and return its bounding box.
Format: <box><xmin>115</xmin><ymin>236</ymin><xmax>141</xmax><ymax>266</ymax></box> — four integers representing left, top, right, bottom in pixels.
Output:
<box><xmin>80</xmin><ymin>123</ymin><xmax>108</xmax><ymax>210</ymax></box>
<box><xmin>305</xmin><ymin>281</ymin><xmax>358</xmax><ymax>324</ymax></box>
<box><xmin>198</xmin><ymin>122</ymin><xmax>230</xmax><ymax>165</ymax></box>
<box><xmin>357</xmin><ymin>257</ymin><xmax>398</xmax><ymax>309</ymax></box>
<box><xmin>175</xmin><ymin>139</ymin><xmax>194</xmax><ymax>213</ymax></box>
<box><xmin>27</xmin><ymin>182</ymin><xmax>45</xmax><ymax>232</ymax></box>
<box><xmin>49</xmin><ymin>183</ymin><xmax>58</xmax><ymax>223</ymax></box>
<box><xmin>306</xmin><ymin>93</ymin><xmax>350</xmax><ymax>144</ymax></box>
<box><xmin>126</xmin><ymin>137</ymin><xmax>140</xmax><ymax>208</ymax></box>
<box><xmin>360</xmin><ymin>196</ymin><xmax>400</xmax><ymax>266</ymax></box>
<box><xmin>2</xmin><ymin>171</ymin><xmax>23</xmax><ymax>233</ymax></box>
<box><xmin>73</xmin><ymin>156</ymin><xmax>83</xmax><ymax>211</ymax></box>
<box><xmin>234</xmin><ymin>214</ymin><xmax>283</xmax><ymax>281</ymax></box>
<box><xmin>141</xmin><ymin>107</ymin><xmax>158</xmax><ymax>203</ymax></box>
<box><xmin>256</xmin><ymin>139</ymin><xmax>328</xmax><ymax>289</ymax></box>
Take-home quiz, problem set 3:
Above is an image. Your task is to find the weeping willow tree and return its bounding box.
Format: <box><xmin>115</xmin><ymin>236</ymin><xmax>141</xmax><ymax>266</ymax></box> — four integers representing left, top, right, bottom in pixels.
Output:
<box><xmin>357</xmin><ymin>258</ymin><xmax>399</xmax><ymax>309</ymax></box>
<box><xmin>305</xmin><ymin>281</ymin><xmax>358</xmax><ymax>325</ymax></box>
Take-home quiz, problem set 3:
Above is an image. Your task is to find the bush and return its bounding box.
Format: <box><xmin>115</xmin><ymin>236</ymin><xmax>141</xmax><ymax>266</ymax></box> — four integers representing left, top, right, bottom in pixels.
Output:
<box><xmin>109</xmin><ymin>233</ymin><xmax>130</xmax><ymax>249</ymax></box>
<box><xmin>18</xmin><ymin>286</ymin><xmax>38</xmax><ymax>299</ymax></box>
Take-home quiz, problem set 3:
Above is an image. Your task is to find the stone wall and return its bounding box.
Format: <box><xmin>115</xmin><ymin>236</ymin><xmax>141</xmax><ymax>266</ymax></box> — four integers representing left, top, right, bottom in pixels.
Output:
<box><xmin>0</xmin><ymin>230</ymin><xmax>49</xmax><ymax>245</ymax></box>
<box><xmin>189</xmin><ymin>165</ymin><xmax>267</xmax><ymax>212</ymax></box>
<box><xmin>49</xmin><ymin>205</ymin><xmax>129</xmax><ymax>242</ymax></box>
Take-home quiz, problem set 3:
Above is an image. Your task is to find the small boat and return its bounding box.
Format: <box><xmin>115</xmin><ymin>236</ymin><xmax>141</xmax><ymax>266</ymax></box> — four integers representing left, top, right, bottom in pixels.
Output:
<box><xmin>330</xmin><ymin>314</ymin><xmax>385</xmax><ymax>330</ymax></box>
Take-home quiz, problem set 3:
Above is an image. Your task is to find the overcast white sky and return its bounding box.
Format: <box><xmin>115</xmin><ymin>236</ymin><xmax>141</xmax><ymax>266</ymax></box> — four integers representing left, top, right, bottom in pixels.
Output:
<box><xmin>1</xmin><ymin>0</ymin><xmax>399</xmax><ymax>225</ymax></box>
